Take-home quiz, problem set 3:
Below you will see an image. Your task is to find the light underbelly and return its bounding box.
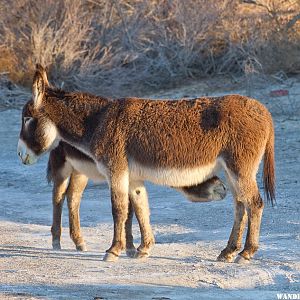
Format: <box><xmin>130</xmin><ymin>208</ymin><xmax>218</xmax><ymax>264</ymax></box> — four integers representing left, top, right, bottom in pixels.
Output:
<box><xmin>129</xmin><ymin>159</ymin><xmax>219</xmax><ymax>187</ymax></box>
<box><xmin>67</xmin><ymin>158</ymin><xmax>106</xmax><ymax>183</ymax></box>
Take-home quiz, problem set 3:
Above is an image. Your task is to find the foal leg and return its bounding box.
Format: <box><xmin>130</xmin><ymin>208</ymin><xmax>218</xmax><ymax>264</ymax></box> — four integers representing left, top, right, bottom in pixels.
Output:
<box><xmin>66</xmin><ymin>170</ymin><xmax>88</xmax><ymax>251</ymax></box>
<box><xmin>51</xmin><ymin>177</ymin><xmax>69</xmax><ymax>250</ymax></box>
<box><xmin>129</xmin><ymin>181</ymin><xmax>155</xmax><ymax>259</ymax></box>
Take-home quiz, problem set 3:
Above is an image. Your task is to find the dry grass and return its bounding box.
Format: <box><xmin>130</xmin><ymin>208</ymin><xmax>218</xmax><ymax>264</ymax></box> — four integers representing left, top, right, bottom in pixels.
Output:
<box><xmin>0</xmin><ymin>0</ymin><xmax>299</xmax><ymax>97</ymax></box>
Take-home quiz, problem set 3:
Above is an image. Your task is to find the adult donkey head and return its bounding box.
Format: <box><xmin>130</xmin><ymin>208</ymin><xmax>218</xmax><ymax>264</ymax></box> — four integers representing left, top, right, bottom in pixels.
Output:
<box><xmin>17</xmin><ymin>65</ymin><xmax>59</xmax><ymax>165</ymax></box>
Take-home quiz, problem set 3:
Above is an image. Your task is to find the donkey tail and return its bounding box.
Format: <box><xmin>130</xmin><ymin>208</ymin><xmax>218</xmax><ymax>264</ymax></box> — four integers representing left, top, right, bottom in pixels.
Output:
<box><xmin>46</xmin><ymin>159</ymin><xmax>53</xmax><ymax>183</ymax></box>
<box><xmin>263</xmin><ymin>125</ymin><xmax>276</xmax><ymax>206</ymax></box>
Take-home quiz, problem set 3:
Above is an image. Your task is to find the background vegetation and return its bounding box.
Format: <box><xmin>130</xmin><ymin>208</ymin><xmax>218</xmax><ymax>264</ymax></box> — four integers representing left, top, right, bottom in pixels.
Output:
<box><xmin>0</xmin><ymin>0</ymin><xmax>299</xmax><ymax>96</ymax></box>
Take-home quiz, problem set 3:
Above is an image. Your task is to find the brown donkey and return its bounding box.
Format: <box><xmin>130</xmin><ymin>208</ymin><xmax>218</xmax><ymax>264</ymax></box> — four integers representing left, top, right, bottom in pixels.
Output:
<box><xmin>47</xmin><ymin>141</ymin><xmax>226</xmax><ymax>256</ymax></box>
<box><xmin>18</xmin><ymin>65</ymin><xmax>275</xmax><ymax>263</ymax></box>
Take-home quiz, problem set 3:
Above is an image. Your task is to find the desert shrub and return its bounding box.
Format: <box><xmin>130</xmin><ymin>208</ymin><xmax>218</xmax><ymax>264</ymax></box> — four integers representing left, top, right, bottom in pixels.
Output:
<box><xmin>0</xmin><ymin>0</ymin><xmax>299</xmax><ymax>96</ymax></box>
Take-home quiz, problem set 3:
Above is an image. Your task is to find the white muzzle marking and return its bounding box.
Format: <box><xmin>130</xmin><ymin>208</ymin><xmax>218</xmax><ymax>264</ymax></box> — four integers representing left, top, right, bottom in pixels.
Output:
<box><xmin>17</xmin><ymin>139</ymin><xmax>39</xmax><ymax>165</ymax></box>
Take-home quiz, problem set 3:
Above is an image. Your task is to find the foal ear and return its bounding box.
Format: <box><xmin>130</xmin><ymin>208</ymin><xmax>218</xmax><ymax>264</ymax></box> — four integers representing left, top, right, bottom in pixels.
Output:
<box><xmin>32</xmin><ymin>64</ymin><xmax>49</xmax><ymax>109</ymax></box>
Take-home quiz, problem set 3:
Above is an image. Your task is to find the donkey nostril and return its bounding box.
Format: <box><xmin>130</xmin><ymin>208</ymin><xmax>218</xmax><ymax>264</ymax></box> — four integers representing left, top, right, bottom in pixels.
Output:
<box><xmin>23</xmin><ymin>154</ymin><xmax>29</xmax><ymax>164</ymax></box>
<box><xmin>18</xmin><ymin>151</ymin><xmax>21</xmax><ymax>157</ymax></box>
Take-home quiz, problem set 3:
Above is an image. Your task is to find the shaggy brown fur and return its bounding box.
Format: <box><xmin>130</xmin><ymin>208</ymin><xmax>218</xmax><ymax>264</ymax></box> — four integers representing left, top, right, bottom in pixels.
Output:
<box><xmin>18</xmin><ymin>64</ymin><xmax>275</xmax><ymax>263</ymax></box>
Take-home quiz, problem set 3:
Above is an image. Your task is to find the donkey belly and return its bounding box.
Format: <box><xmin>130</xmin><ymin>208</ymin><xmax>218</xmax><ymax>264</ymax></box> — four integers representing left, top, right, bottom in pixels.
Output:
<box><xmin>129</xmin><ymin>159</ymin><xmax>219</xmax><ymax>187</ymax></box>
<box><xmin>67</xmin><ymin>157</ymin><xmax>106</xmax><ymax>183</ymax></box>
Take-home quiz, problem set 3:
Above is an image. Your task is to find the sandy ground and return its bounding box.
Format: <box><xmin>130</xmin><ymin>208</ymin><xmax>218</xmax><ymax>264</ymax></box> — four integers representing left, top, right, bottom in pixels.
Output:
<box><xmin>0</xmin><ymin>78</ymin><xmax>299</xmax><ymax>299</ymax></box>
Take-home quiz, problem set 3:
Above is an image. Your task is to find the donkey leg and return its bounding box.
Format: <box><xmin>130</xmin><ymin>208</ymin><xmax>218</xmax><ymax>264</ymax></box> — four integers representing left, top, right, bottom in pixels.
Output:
<box><xmin>103</xmin><ymin>172</ymin><xmax>129</xmax><ymax>262</ymax></box>
<box><xmin>217</xmin><ymin>200</ymin><xmax>248</xmax><ymax>262</ymax></box>
<box><xmin>129</xmin><ymin>181</ymin><xmax>155</xmax><ymax>259</ymax></box>
<box><xmin>66</xmin><ymin>170</ymin><xmax>88</xmax><ymax>251</ymax></box>
<box><xmin>235</xmin><ymin>193</ymin><xmax>264</xmax><ymax>263</ymax></box>
<box><xmin>125</xmin><ymin>199</ymin><xmax>137</xmax><ymax>258</ymax></box>
<box><xmin>217</xmin><ymin>169</ymin><xmax>247</xmax><ymax>262</ymax></box>
<box><xmin>51</xmin><ymin>177</ymin><xmax>69</xmax><ymax>250</ymax></box>
<box><xmin>219</xmin><ymin>165</ymin><xmax>264</xmax><ymax>263</ymax></box>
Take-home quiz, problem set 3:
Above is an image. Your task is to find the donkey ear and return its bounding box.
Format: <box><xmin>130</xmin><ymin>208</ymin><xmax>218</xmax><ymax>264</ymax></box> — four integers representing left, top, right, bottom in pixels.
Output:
<box><xmin>32</xmin><ymin>64</ymin><xmax>48</xmax><ymax>109</ymax></box>
<box><xmin>36</xmin><ymin>64</ymin><xmax>49</xmax><ymax>86</ymax></box>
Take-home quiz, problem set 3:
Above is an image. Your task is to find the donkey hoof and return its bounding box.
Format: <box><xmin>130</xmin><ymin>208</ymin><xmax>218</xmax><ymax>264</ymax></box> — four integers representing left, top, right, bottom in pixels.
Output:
<box><xmin>217</xmin><ymin>253</ymin><xmax>234</xmax><ymax>263</ymax></box>
<box><xmin>134</xmin><ymin>250</ymin><xmax>149</xmax><ymax>259</ymax></box>
<box><xmin>52</xmin><ymin>242</ymin><xmax>61</xmax><ymax>250</ymax></box>
<box><xmin>76</xmin><ymin>243</ymin><xmax>87</xmax><ymax>252</ymax></box>
<box><xmin>126</xmin><ymin>248</ymin><xmax>137</xmax><ymax>258</ymax></box>
<box><xmin>234</xmin><ymin>255</ymin><xmax>250</xmax><ymax>264</ymax></box>
<box><xmin>103</xmin><ymin>252</ymin><xmax>119</xmax><ymax>262</ymax></box>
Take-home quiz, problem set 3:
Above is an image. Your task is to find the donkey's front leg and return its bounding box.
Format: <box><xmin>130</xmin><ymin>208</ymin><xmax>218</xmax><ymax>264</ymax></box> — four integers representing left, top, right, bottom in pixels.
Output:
<box><xmin>125</xmin><ymin>199</ymin><xmax>137</xmax><ymax>257</ymax></box>
<box><xmin>129</xmin><ymin>181</ymin><xmax>155</xmax><ymax>259</ymax></box>
<box><xmin>103</xmin><ymin>172</ymin><xmax>129</xmax><ymax>262</ymax></box>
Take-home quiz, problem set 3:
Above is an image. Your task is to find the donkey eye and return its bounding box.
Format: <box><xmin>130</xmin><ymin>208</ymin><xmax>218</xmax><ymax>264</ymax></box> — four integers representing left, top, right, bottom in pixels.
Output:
<box><xmin>24</xmin><ymin>117</ymin><xmax>33</xmax><ymax>125</ymax></box>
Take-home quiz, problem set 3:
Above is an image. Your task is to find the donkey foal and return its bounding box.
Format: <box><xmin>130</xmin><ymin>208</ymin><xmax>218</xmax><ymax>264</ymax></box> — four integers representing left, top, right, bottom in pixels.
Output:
<box><xmin>47</xmin><ymin>142</ymin><xmax>153</xmax><ymax>258</ymax></box>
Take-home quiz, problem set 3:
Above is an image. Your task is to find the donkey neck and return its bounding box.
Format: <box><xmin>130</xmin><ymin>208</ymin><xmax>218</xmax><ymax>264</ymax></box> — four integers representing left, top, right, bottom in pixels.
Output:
<box><xmin>43</xmin><ymin>89</ymin><xmax>110</xmax><ymax>147</ymax></box>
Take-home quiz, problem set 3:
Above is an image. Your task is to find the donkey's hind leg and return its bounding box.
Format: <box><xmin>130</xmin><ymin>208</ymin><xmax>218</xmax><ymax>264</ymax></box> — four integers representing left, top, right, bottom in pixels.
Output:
<box><xmin>217</xmin><ymin>200</ymin><xmax>248</xmax><ymax>262</ymax></box>
<box><xmin>235</xmin><ymin>192</ymin><xmax>264</xmax><ymax>263</ymax></box>
<box><xmin>66</xmin><ymin>170</ymin><xmax>88</xmax><ymax>251</ymax></box>
<box><xmin>218</xmin><ymin>168</ymin><xmax>264</xmax><ymax>263</ymax></box>
<box><xmin>217</xmin><ymin>169</ymin><xmax>247</xmax><ymax>262</ymax></box>
<box><xmin>51</xmin><ymin>177</ymin><xmax>69</xmax><ymax>250</ymax></box>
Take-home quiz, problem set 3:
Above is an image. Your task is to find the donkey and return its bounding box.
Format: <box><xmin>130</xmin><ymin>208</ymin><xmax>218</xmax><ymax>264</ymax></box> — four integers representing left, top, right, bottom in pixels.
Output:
<box><xmin>18</xmin><ymin>64</ymin><xmax>275</xmax><ymax>263</ymax></box>
<box><xmin>47</xmin><ymin>141</ymin><xmax>142</xmax><ymax>256</ymax></box>
<box><xmin>47</xmin><ymin>141</ymin><xmax>226</xmax><ymax>256</ymax></box>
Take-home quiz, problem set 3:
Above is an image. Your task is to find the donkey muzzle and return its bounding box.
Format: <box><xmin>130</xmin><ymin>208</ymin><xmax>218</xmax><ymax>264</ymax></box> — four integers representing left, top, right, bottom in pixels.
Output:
<box><xmin>17</xmin><ymin>139</ymin><xmax>38</xmax><ymax>165</ymax></box>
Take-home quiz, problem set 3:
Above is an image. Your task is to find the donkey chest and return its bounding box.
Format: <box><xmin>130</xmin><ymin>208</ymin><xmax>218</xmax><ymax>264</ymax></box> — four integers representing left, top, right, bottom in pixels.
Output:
<box><xmin>67</xmin><ymin>157</ymin><xmax>106</xmax><ymax>183</ymax></box>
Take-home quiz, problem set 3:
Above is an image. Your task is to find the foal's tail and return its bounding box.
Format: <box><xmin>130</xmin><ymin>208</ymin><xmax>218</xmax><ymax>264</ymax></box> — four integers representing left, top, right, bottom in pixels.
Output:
<box><xmin>263</xmin><ymin>125</ymin><xmax>276</xmax><ymax>206</ymax></box>
<box><xmin>46</xmin><ymin>159</ymin><xmax>53</xmax><ymax>183</ymax></box>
